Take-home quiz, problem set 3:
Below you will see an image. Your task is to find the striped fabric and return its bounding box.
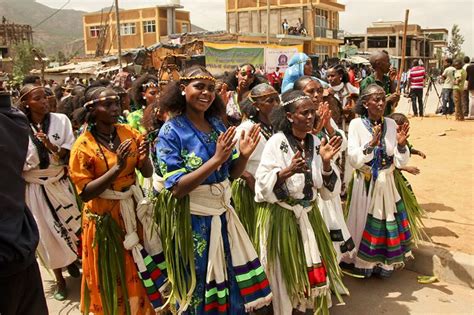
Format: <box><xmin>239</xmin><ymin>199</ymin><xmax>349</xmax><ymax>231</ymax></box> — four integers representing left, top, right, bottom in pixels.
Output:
<box><xmin>233</xmin><ymin>258</ymin><xmax>271</xmax><ymax>303</ymax></box>
<box><xmin>203</xmin><ymin>256</ymin><xmax>272</xmax><ymax>314</ymax></box>
<box><xmin>409</xmin><ymin>66</ymin><xmax>425</xmax><ymax>89</ymax></box>
<box><xmin>137</xmin><ymin>249</ymin><xmax>168</xmax><ymax>309</ymax></box>
<box><xmin>358</xmin><ymin>200</ymin><xmax>412</xmax><ymax>265</ymax></box>
<box><xmin>204</xmin><ymin>280</ymin><xmax>230</xmax><ymax>314</ymax></box>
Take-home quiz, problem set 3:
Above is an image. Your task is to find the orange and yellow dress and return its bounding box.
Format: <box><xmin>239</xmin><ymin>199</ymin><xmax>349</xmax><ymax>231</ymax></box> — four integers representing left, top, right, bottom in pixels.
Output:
<box><xmin>69</xmin><ymin>124</ymin><xmax>154</xmax><ymax>315</ymax></box>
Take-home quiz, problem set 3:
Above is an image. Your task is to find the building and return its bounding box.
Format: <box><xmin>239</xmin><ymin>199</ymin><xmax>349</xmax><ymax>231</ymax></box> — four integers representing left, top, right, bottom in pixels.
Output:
<box><xmin>343</xmin><ymin>21</ymin><xmax>448</xmax><ymax>70</ymax></box>
<box><xmin>0</xmin><ymin>18</ymin><xmax>34</xmax><ymax>72</ymax></box>
<box><xmin>83</xmin><ymin>4</ymin><xmax>191</xmax><ymax>56</ymax></box>
<box><xmin>225</xmin><ymin>0</ymin><xmax>345</xmax><ymax>62</ymax></box>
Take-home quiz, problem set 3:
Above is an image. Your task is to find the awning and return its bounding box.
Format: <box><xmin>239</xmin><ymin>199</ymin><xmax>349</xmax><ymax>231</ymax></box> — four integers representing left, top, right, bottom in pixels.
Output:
<box><xmin>343</xmin><ymin>56</ymin><xmax>370</xmax><ymax>65</ymax></box>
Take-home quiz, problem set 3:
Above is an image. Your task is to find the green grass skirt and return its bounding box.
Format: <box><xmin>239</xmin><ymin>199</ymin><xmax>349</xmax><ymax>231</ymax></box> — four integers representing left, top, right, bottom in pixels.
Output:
<box><xmin>231</xmin><ymin>178</ymin><xmax>258</xmax><ymax>247</ymax></box>
<box><xmin>256</xmin><ymin>201</ymin><xmax>347</xmax><ymax>310</ymax></box>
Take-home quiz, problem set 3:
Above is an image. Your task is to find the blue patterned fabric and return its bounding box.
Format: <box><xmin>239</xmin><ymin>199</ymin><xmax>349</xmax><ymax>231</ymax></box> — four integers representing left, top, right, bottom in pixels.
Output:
<box><xmin>186</xmin><ymin>213</ymin><xmax>246</xmax><ymax>314</ymax></box>
<box><xmin>155</xmin><ymin>115</ymin><xmax>239</xmax><ymax>189</ymax></box>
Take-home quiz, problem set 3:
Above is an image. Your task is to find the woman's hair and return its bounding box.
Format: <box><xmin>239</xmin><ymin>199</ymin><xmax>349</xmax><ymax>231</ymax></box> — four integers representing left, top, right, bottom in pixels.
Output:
<box><xmin>328</xmin><ymin>64</ymin><xmax>349</xmax><ymax>84</ymax></box>
<box><xmin>130</xmin><ymin>74</ymin><xmax>159</xmax><ymax>108</ymax></box>
<box><xmin>270</xmin><ymin>89</ymin><xmax>306</xmax><ymax>133</ymax></box>
<box><xmin>389</xmin><ymin>112</ymin><xmax>408</xmax><ymax>125</ymax></box>
<box><xmin>73</xmin><ymin>83</ymin><xmax>117</xmax><ymax>125</ymax></box>
<box><xmin>354</xmin><ymin>83</ymin><xmax>385</xmax><ymax>116</ymax></box>
<box><xmin>17</xmin><ymin>84</ymin><xmax>44</xmax><ymax>114</ymax></box>
<box><xmin>293</xmin><ymin>76</ymin><xmax>318</xmax><ymax>91</ymax></box>
<box><xmin>222</xmin><ymin>63</ymin><xmax>266</xmax><ymax>91</ymax></box>
<box><xmin>240</xmin><ymin>83</ymin><xmax>276</xmax><ymax>118</ymax></box>
<box><xmin>158</xmin><ymin>65</ymin><xmax>225</xmax><ymax>119</ymax></box>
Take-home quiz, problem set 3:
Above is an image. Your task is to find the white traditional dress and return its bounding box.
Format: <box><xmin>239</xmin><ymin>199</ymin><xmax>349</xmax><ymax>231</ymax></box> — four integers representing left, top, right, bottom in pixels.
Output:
<box><xmin>232</xmin><ymin>118</ymin><xmax>273</xmax><ymax>241</ymax></box>
<box><xmin>316</xmin><ymin>125</ymin><xmax>355</xmax><ymax>262</ymax></box>
<box><xmin>331</xmin><ymin>82</ymin><xmax>359</xmax><ymax>186</ymax></box>
<box><xmin>254</xmin><ymin>131</ymin><xmax>340</xmax><ymax>314</ymax></box>
<box><xmin>342</xmin><ymin>117</ymin><xmax>412</xmax><ymax>277</ymax></box>
<box><xmin>23</xmin><ymin>112</ymin><xmax>81</xmax><ymax>269</ymax></box>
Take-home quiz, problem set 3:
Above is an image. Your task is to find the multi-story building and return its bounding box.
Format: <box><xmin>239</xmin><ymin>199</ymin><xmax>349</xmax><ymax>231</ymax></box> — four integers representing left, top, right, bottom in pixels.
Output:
<box><xmin>83</xmin><ymin>4</ymin><xmax>191</xmax><ymax>55</ymax></box>
<box><xmin>226</xmin><ymin>0</ymin><xmax>345</xmax><ymax>62</ymax></box>
<box><xmin>0</xmin><ymin>19</ymin><xmax>34</xmax><ymax>72</ymax></box>
<box><xmin>343</xmin><ymin>21</ymin><xmax>448</xmax><ymax>69</ymax></box>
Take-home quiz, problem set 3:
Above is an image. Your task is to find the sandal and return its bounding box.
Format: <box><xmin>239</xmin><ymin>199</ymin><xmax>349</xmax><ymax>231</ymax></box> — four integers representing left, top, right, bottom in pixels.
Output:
<box><xmin>54</xmin><ymin>282</ymin><xmax>68</xmax><ymax>301</ymax></box>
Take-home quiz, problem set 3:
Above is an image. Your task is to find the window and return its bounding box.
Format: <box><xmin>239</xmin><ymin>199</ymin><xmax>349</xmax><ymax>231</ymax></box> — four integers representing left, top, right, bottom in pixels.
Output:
<box><xmin>143</xmin><ymin>20</ymin><xmax>156</xmax><ymax>33</ymax></box>
<box><xmin>368</xmin><ymin>36</ymin><xmax>388</xmax><ymax>48</ymax></box>
<box><xmin>182</xmin><ymin>23</ymin><xmax>189</xmax><ymax>33</ymax></box>
<box><xmin>120</xmin><ymin>23</ymin><xmax>136</xmax><ymax>35</ymax></box>
<box><xmin>89</xmin><ymin>25</ymin><xmax>101</xmax><ymax>38</ymax></box>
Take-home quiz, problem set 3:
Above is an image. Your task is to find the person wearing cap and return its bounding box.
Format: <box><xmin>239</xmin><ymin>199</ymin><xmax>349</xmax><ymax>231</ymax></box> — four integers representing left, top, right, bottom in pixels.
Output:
<box><xmin>0</xmin><ymin>91</ymin><xmax>49</xmax><ymax>315</ymax></box>
<box><xmin>17</xmin><ymin>84</ymin><xmax>82</xmax><ymax>301</ymax></box>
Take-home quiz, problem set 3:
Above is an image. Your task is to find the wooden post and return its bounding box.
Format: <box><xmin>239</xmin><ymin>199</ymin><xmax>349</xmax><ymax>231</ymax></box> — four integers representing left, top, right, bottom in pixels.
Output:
<box><xmin>114</xmin><ymin>0</ymin><xmax>123</xmax><ymax>70</ymax></box>
<box><xmin>397</xmin><ymin>9</ymin><xmax>409</xmax><ymax>93</ymax></box>
<box><xmin>266</xmin><ymin>0</ymin><xmax>270</xmax><ymax>44</ymax></box>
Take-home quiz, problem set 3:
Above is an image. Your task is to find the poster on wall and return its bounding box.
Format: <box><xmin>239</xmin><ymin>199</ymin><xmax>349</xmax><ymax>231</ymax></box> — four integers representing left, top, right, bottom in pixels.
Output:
<box><xmin>204</xmin><ymin>45</ymin><xmax>264</xmax><ymax>75</ymax></box>
<box><xmin>264</xmin><ymin>47</ymin><xmax>299</xmax><ymax>74</ymax></box>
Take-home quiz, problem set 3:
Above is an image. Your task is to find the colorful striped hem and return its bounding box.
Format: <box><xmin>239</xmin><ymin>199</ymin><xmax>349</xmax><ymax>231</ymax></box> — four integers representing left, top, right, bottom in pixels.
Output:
<box><xmin>358</xmin><ymin>206</ymin><xmax>412</xmax><ymax>265</ymax></box>
<box><xmin>233</xmin><ymin>258</ymin><xmax>272</xmax><ymax>305</ymax></box>
<box><xmin>137</xmin><ymin>249</ymin><xmax>168</xmax><ymax>309</ymax></box>
<box><xmin>204</xmin><ymin>280</ymin><xmax>230</xmax><ymax>309</ymax></box>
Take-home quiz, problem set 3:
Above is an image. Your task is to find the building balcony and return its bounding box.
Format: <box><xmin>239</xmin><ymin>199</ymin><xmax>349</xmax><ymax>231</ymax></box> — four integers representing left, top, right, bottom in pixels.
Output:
<box><xmin>315</xmin><ymin>27</ymin><xmax>344</xmax><ymax>40</ymax></box>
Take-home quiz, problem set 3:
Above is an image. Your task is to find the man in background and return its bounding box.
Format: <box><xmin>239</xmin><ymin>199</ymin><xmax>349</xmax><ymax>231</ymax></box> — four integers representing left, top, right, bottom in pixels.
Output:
<box><xmin>453</xmin><ymin>59</ymin><xmax>467</xmax><ymax>121</ymax></box>
<box><xmin>0</xmin><ymin>92</ymin><xmax>48</xmax><ymax>315</ymax></box>
<box><xmin>360</xmin><ymin>51</ymin><xmax>400</xmax><ymax>116</ymax></box>
<box><xmin>440</xmin><ymin>58</ymin><xmax>456</xmax><ymax>115</ymax></box>
<box><xmin>466</xmin><ymin>57</ymin><xmax>474</xmax><ymax>119</ymax></box>
<box><xmin>462</xmin><ymin>56</ymin><xmax>470</xmax><ymax>117</ymax></box>
<box><xmin>407</xmin><ymin>59</ymin><xmax>426</xmax><ymax>117</ymax></box>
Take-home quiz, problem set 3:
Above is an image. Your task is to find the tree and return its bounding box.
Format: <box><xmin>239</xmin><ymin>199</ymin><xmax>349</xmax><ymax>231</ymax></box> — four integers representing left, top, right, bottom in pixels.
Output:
<box><xmin>11</xmin><ymin>42</ymin><xmax>35</xmax><ymax>85</ymax></box>
<box><xmin>447</xmin><ymin>24</ymin><xmax>464</xmax><ymax>59</ymax></box>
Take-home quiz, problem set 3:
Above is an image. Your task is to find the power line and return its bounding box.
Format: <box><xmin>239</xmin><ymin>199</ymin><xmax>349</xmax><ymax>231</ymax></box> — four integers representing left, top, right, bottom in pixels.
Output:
<box><xmin>33</xmin><ymin>0</ymin><xmax>71</xmax><ymax>29</ymax></box>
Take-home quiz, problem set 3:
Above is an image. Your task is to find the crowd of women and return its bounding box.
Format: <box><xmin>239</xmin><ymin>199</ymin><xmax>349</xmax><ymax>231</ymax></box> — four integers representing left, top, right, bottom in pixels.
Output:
<box><xmin>15</xmin><ymin>50</ymin><xmax>427</xmax><ymax>314</ymax></box>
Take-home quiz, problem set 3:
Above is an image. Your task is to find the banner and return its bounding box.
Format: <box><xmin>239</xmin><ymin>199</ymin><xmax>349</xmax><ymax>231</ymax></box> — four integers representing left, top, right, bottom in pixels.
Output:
<box><xmin>204</xmin><ymin>46</ymin><xmax>264</xmax><ymax>75</ymax></box>
<box><xmin>264</xmin><ymin>47</ymin><xmax>299</xmax><ymax>74</ymax></box>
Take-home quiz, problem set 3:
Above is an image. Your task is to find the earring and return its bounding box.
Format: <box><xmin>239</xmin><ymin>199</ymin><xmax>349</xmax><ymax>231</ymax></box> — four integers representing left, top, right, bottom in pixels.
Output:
<box><xmin>288</xmin><ymin>118</ymin><xmax>293</xmax><ymax>122</ymax></box>
<box><xmin>181</xmin><ymin>91</ymin><xmax>186</xmax><ymax>96</ymax></box>
<box><xmin>256</xmin><ymin>107</ymin><xmax>260</xmax><ymax>111</ymax></box>
<box><xmin>143</xmin><ymin>96</ymin><xmax>147</xmax><ymax>100</ymax></box>
<box><xmin>26</xmin><ymin>105</ymin><xmax>29</xmax><ymax>108</ymax></box>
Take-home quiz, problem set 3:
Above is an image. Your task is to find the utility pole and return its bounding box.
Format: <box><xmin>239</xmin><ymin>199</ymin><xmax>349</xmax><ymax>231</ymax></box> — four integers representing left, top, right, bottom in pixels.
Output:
<box><xmin>114</xmin><ymin>0</ymin><xmax>123</xmax><ymax>70</ymax></box>
<box><xmin>266</xmin><ymin>0</ymin><xmax>270</xmax><ymax>44</ymax></box>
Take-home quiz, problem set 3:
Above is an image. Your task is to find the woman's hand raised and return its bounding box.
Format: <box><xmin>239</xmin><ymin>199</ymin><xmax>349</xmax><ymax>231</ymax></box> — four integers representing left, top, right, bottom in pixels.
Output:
<box><xmin>239</xmin><ymin>124</ymin><xmax>261</xmax><ymax>160</ymax></box>
<box><xmin>319</xmin><ymin>136</ymin><xmax>342</xmax><ymax>163</ymax></box>
<box><xmin>214</xmin><ymin>126</ymin><xmax>238</xmax><ymax>165</ymax></box>
<box><xmin>397</xmin><ymin>122</ymin><xmax>410</xmax><ymax>147</ymax></box>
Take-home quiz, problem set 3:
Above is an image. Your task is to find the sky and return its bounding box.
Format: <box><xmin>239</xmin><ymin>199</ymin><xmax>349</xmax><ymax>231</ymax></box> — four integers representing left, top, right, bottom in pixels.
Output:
<box><xmin>37</xmin><ymin>0</ymin><xmax>473</xmax><ymax>54</ymax></box>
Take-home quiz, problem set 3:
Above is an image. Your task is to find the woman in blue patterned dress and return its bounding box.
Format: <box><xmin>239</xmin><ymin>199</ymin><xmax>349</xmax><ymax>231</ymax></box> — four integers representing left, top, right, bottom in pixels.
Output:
<box><xmin>154</xmin><ymin>66</ymin><xmax>272</xmax><ymax>314</ymax></box>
